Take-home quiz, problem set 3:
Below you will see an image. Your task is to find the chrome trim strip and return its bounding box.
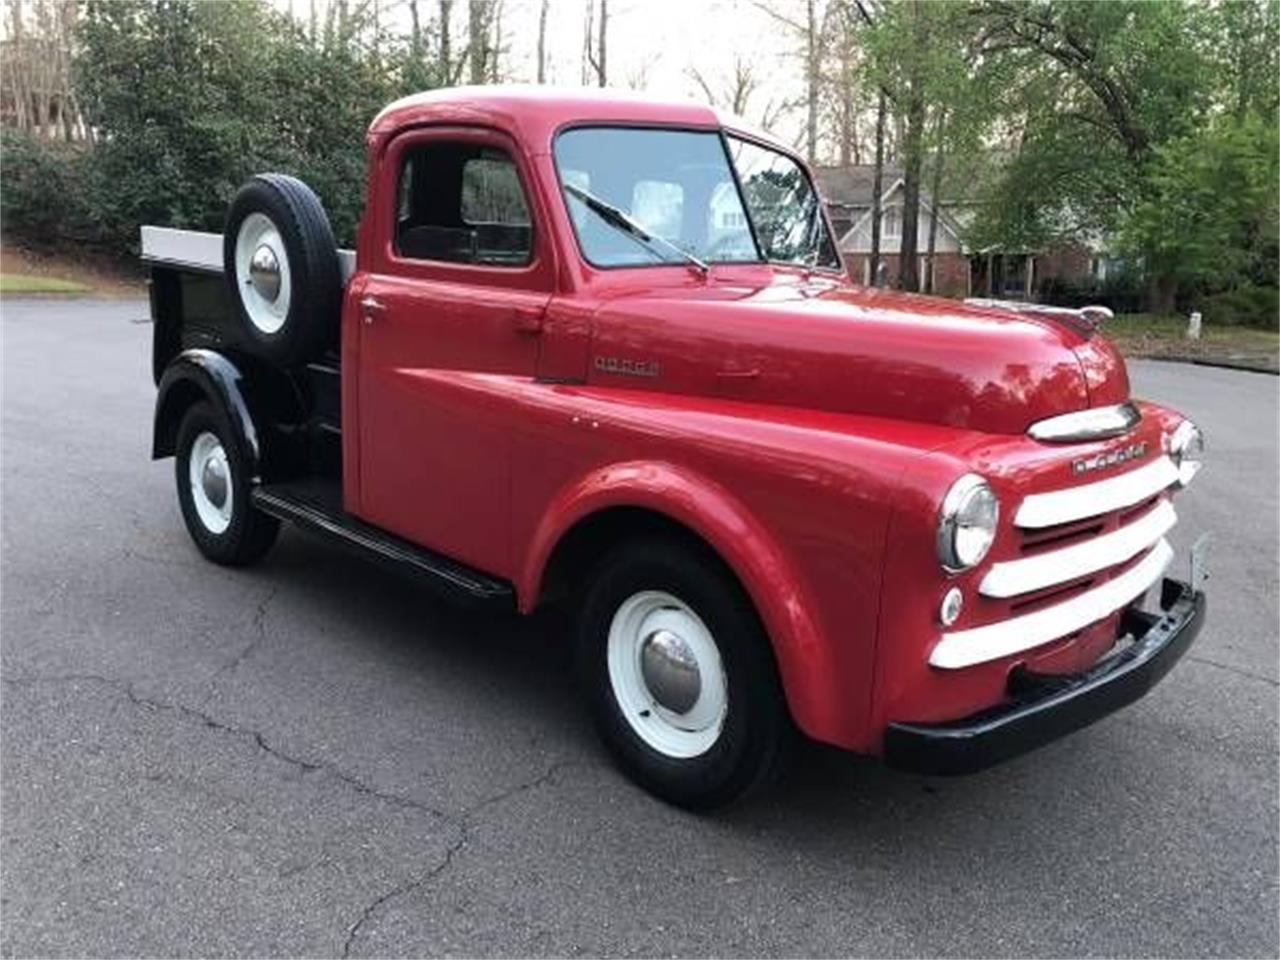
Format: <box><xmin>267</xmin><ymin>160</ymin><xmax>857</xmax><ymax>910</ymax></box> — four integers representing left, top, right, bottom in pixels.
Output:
<box><xmin>140</xmin><ymin>226</ymin><xmax>356</xmax><ymax>284</ymax></box>
<box><xmin>931</xmin><ymin>539</ymin><xmax>1174</xmax><ymax>669</ymax></box>
<box><xmin>1028</xmin><ymin>403</ymin><xmax>1142</xmax><ymax>443</ymax></box>
<box><xmin>980</xmin><ymin>500</ymin><xmax>1176</xmax><ymax>599</ymax></box>
<box><xmin>1014</xmin><ymin>456</ymin><xmax>1179</xmax><ymax>529</ymax></box>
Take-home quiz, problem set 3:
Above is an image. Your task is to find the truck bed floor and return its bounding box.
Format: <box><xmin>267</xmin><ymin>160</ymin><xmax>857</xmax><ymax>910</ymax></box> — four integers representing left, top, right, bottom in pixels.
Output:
<box><xmin>251</xmin><ymin>480</ymin><xmax>514</xmax><ymax>606</ymax></box>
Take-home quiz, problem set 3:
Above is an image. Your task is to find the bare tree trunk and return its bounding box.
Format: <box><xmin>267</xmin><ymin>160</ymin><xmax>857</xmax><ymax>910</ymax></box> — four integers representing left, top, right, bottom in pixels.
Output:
<box><xmin>536</xmin><ymin>0</ymin><xmax>549</xmax><ymax>83</ymax></box>
<box><xmin>896</xmin><ymin>0</ymin><xmax>926</xmax><ymax>292</ymax></box>
<box><xmin>439</xmin><ymin>0</ymin><xmax>453</xmax><ymax>81</ymax></box>
<box><xmin>838</xmin><ymin>29</ymin><xmax>855</xmax><ymax>167</ymax></box>
<box><xmin>582</xmin><ymin>0</ymin><xmax>594</xmax><ymax>85</ymax></box>
<box><xmin>898</xmin><ymin>93</ymin><xmax>923</xmax><ymax>291</ymax></box>
<box><xmin>597</xmin><ymin>0</ymin><xmax>608</xmax><ymax>87</ymax></box>
<box><xmin>805</xmin><ymin>0</ymin><xmax>818</xmax><ymax>162</ymax></box>
<box><xmin>924</xmin><ymin>107</ymin><xmax>947</xmax><ymax>295</ymax></box>
<box><xmin>869</xmin><ymin>90</ymin><xmax>886</xmax><ymax>287</ymax></box>
<box><xmin>468</xmin><ymin>0</ymin><xmax>488</xmax><ymax>84</ymax></box>
<box><xmin>490</xmin><ymin>0</ymin><xmax>504</xmax><ymax>82</ymax></box>
<box><xmin>583</xmin><ymin>0</ymin><xmax>607</xmax><ymax>86</ymax></box>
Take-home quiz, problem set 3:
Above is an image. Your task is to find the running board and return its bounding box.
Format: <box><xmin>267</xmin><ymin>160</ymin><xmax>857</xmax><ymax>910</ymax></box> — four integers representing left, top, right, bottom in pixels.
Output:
<box><xmin>251</xmin><ymin>482</ymin><xmax>514</xmax><ymax>606</ymax></box>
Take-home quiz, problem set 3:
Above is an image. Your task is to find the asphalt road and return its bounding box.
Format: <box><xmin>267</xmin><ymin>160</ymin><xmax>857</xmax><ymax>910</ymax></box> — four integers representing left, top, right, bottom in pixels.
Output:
<box><xmin>2</xmin><ymin>297</ymin><xmax>1277</xmax><ymax>959</ymax></box>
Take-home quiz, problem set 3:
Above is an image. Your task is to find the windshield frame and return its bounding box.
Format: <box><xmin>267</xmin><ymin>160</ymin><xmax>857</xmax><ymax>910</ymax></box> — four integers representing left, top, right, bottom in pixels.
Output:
<box><xmin>550</xmin><ymin>122</ymin><xmax>843</xmax><ymax>275</ymax></box>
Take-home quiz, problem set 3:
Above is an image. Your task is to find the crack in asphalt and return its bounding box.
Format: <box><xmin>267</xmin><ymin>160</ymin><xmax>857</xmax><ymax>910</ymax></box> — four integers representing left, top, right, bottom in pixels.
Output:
<box><xmin>199</xmin><ymin>586</ymin><xmax>279</xmax><ymax>707</ymax></box>
<box><xmin>2</xmin><ymin>669</ymin><xmax>584</xmax><ymax>957</ymax></box>
<box><xmin>1</xmin><ymin>671</ymin><xmax>452</xmax><ymax>819</ymax></box>
<box><xmin>1186</xmin><ymin>654</ymin><xmax>1280</xmax><ymax>687</ymax></box>
<box><xmin>339</xmin><ymin>760</ymin><xmax>578</xmax><ymax>959</ymax></box>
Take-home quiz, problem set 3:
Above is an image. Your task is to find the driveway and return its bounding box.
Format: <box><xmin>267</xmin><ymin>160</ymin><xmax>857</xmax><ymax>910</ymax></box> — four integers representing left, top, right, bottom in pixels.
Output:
<box><xmin>2</xmin><ymin>297</ymin><xmax>1276</xmax><ymax>958</ymax></box>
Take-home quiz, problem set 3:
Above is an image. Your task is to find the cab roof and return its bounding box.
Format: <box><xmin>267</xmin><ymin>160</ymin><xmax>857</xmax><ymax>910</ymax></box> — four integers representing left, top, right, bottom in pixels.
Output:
<box><xmin>368</xmin><ymin>85</ymin><xmax>784</xmax><ymax>154</ymax></box>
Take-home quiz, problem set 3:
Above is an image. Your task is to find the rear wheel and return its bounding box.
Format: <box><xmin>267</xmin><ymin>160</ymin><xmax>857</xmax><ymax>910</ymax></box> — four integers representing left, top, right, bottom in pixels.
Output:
<box><xmin>575</xmin><ymin>537</ymin><xmax>791</xmax><ymax>809</ymax></box>
<box><xmin>175</xmin><ymin>402</ymin><xmax>279</xmax><ymax>566</ymax></box>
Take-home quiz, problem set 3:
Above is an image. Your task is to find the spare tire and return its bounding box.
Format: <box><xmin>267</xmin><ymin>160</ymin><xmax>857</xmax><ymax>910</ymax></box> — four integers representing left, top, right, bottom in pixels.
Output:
<box><xmin>223</xmin><ymin>173</ymin><xmax>341</xmax><ymax>366</ymax></box>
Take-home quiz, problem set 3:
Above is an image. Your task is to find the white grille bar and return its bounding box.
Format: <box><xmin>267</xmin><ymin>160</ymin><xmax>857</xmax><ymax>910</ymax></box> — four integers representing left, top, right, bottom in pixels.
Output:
<box><xmin>980</xmin><ymin>499</ymin><xmax>1176</xmax><ymax>599</ymax></box>
<box><xmin>1014</xmin><ymin>456</ymin><xmax>1179</xmax><ymax>529</ymax></box>
<box><xmin>930</xmin><ymin>539</ymin><xmax>1174</xmax><ymax>669</ymax></box>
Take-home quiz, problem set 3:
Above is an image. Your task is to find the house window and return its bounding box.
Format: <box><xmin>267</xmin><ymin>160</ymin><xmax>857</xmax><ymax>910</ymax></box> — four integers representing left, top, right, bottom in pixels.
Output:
<box><xmin>396</xmin><ymin>142</ymin><xmax>532</xmax><ymax>266</ymax></box>
<box><xmin>882</xmin><ymin>206</ymin><xmax>901</xmax><ymax>239</ymax></box>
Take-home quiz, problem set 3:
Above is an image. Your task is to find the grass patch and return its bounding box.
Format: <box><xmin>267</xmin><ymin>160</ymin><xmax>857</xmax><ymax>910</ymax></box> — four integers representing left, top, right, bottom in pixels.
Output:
<box><xmin>0</xmin><ymin>272</ymin><xmax>91</xmax><ymax>294</ymax></box>
<box><xmin>1106</xmin><ymin>313</ymin><xmax>1279</xmax><ymax>372</ymax></box>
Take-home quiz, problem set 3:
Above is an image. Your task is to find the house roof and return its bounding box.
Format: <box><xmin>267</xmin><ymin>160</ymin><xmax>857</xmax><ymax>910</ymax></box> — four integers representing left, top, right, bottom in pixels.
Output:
<box><xmin>812</xmin><ymin>164</ymin><xmax>903</xmax><ymax>208</ymax></box>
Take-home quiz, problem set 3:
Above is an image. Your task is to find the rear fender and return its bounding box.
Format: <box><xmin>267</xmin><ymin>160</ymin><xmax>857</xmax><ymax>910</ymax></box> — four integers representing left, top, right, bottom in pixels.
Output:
<box><xmin>520</xmin><ymin>461</ymin><xmax>839</xmax><ymax>741</ymax></box>
<box><xmin>153</xmin><ymin>349</ymin><xmax>302</xmax><ymax>481</ymax></box>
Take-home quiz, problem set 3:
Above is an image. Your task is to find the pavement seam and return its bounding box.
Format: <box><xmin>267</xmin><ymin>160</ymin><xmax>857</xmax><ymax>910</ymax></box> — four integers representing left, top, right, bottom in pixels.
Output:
<box><xmin>1185</xmin><ymin>654</ymin><xmax>1280</xmax><ymax>687</ymax></box>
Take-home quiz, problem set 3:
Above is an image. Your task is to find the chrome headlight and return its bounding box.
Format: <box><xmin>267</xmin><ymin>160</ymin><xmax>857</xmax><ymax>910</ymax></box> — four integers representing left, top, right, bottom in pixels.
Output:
<box><xmin>1169</xmin><ymin>419</ymin><xmax>1204</xmax><ymax>486</ymax></box>
<box><xmin>937</xmin><ymin>474</ymin><xmax>1000</xmax><ymax>572</ymax></box>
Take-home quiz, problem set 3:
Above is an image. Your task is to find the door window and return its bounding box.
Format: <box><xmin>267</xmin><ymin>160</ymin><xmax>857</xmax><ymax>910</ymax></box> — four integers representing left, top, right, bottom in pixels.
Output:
<box><xmin>396</xmin><ymin>143</ymin><xmax>532</xmax><ymax>266</ymax></box>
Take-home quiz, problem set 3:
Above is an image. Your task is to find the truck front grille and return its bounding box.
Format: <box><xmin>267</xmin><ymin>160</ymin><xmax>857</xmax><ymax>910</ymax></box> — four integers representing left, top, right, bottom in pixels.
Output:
<box><xmin>929</xmin><ymin>456</ymin><xmax>1182</xmax><ymax>670</ymax></box>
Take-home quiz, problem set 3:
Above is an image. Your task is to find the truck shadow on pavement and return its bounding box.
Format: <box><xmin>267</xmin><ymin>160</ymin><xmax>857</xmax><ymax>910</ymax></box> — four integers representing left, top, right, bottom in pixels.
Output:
<box><xmin>253</xmin><ymin>521</ymin><xmax>1176</xmax><ymax>842</ymax></box>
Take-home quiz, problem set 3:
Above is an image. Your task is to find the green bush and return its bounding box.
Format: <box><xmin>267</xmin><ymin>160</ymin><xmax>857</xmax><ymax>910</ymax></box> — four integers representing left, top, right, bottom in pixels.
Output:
<box><xmin>1195</xmin><ymin>286</ymin><xmax>1280</xmax><ymax>329</ymax></box>
<box><xmin>0</xmin><ymin>128</ymin><xmax>90</xmax><ymax>245</ymax></box>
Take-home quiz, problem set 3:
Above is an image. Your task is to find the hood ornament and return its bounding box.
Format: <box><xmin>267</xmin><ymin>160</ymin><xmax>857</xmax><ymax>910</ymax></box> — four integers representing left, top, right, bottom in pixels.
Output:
<box><xmin>964</xmin><ymin>298</ymin><xmax>1113</xmax><ymax>338</ymax></box>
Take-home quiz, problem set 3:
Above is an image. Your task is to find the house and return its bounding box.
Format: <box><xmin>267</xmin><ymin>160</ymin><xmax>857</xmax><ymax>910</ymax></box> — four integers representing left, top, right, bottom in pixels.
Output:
<box><xmin>814</xmin><ymin>164</ymin><xmax>1099</xmax><ymax>300</ymax></box>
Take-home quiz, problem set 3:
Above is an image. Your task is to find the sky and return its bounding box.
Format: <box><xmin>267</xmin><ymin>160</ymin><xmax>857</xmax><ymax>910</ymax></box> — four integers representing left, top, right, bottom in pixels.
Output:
<box><xmin>286</xmin><ymin>0</ymin><xmax>811</xmax><ymax>147</ymax></box>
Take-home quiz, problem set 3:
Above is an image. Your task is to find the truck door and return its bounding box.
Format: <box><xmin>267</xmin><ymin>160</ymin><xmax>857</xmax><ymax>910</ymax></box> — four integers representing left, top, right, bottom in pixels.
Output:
<box><xmin>353</xmin><ymin>126</ymin><xmax>554</xmax><ymax>576</ymax></box>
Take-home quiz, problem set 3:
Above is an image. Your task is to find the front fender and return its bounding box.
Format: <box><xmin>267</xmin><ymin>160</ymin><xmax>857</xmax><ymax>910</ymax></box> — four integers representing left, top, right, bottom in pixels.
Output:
<box><xmin>520</xmin><ymin>460</ymin><xmax>848</xmax><ymax>744</ymax></box>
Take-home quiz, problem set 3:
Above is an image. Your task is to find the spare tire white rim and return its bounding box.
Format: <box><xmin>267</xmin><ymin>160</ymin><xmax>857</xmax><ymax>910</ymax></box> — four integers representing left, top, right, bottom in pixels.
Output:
<box><xmin>189</xmin><ymin>431</ymin><xmax>233</xmax><ymax>534</ymax></box>
<box><xmin>606</xmin><ymin>590</ymin><xmax>728</xmax><ymax>759</ymax></box>
<box><xmin>234</xmin><ymin>211</ymin><xmax>292</xmax><ymax>335</ymax></box>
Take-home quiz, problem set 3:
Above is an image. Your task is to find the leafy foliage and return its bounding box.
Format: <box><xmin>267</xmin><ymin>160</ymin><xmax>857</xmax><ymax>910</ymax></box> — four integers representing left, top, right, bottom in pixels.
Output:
<box><xmin>0</xmin><ymin>127</ymin><xmax>90</xmax><ymax>243</ymax></box>
<box><xmin>3</xmin><ymin>0</ymin><xmax>431</xmax><ymax>250</ymax></box>
<box><xmin>965</xmin><ymin>0</ymin><xmax>1278</xmax><ymax>311</ymax></box>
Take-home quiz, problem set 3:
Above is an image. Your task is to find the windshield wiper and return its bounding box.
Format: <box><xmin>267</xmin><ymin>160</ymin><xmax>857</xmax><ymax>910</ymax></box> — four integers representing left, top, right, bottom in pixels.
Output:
<box><xmin>563</xmin><ymin>181</ymin><xmax>708</xmax><ymax>276</ymax></box>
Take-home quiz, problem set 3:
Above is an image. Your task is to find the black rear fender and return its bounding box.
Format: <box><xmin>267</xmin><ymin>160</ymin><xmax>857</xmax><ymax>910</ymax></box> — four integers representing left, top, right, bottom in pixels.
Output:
<box><xmin>153</xmin><ymin>349</ymin><xmax>306</xmax><ymax>482</ymax></box>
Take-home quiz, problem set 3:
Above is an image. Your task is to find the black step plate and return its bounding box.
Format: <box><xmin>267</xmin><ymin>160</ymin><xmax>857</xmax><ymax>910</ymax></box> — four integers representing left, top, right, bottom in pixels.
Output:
<box><xmin>251</xmin><ymin>481</ymin><xmax>513</xmax><ymax>606</ymax></box>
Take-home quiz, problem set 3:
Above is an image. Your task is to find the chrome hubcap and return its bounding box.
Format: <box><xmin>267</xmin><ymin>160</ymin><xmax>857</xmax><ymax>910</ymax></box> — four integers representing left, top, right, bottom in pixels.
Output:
<box><xmin>234</xmin><ymin>212</ymin><xmax>291</xmax><ymax>335</ymax></box>
<box><xmin>639</xmin><ymin>628</ymin><xmax>701</xmax><ymax>714</ymax></box>
<box><xmin>200</xmin><ymin>456</ymin><xmax>228</xmax><ymax>509</ymax></box>
<box><xmin>606</xmin><ymin>590</ymin><xmax>728</xmax><ymax>759</ymax></box>
<box><xmin>248</xmin><ymin>243</ymin><xmax>281</xmax><ymax>302</ymax></box>
<box><xmin>188</xmin><ymin>431</ymin><xmax>233</xmax><ymax>534</ymax></box>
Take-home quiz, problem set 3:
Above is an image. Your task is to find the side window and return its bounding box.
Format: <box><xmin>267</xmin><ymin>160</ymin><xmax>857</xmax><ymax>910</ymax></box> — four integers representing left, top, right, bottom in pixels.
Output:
<box><xmin>395</xmin><ymin>142</ymin><xmax>532</xmax><ymax>266</ymax></box>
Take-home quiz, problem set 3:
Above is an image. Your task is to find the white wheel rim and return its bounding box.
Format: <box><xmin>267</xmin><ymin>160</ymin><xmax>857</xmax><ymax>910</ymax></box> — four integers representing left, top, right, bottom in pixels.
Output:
<box><xmin>234</xmin><ymin>211</ymin><xmax>292</xmax><ymax>335</ymax></box>
<box><xmin>188</xmin><ymin>431</ymin><xmax>234</xmax><ymax>534</ymax></box>
<box><xmin>606</xmin><ymin>590</ymin><xmax>728</xmax><ymax>759</ymax></box>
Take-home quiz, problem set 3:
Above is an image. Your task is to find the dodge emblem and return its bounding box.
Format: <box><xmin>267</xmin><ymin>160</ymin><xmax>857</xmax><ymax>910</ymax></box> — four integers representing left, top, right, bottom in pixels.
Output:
<box><xmin>1072</xmin><ymin>441</ymin><xmax>1148</xmax><ymax>476</ymax></box>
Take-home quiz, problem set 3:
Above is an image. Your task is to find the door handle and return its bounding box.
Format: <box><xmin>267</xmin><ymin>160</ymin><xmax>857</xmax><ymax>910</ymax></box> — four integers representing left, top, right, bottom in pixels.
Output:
<box><xmin>360</xmin><ymin>296</ymin><xmax>386</xmax><ymax>325</ymax></box>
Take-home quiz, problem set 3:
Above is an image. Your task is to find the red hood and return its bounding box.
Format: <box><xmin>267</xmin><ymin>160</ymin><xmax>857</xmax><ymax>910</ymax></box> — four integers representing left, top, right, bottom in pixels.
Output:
<box><xmin>586</xmin><ymin>270</ymin><xmax>1129</xmax><ymax>435</ymax></box>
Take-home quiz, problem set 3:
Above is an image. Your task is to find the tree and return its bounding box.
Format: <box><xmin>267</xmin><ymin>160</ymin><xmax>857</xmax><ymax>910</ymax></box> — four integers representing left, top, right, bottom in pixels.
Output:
<box><xmin>755</xmin><ymin>0</ymin><xmax>832</xmax><ymax>163</ymax></box>
<box><xmin>860</xmin><ymin>0</ymin><xmax>977</xmax><ymax>291</ymax></box>
<box><xmin>969</xmin><ymin>0</ymin><xmax>1218</xmax><ymax>309</ymax></box>
<box><xmin>536</xmin><ymin>0</ymin><xmax>549</xmax><ymax>83</ymax></box>
<box><xmin>583</xmin><ymin>0</ymin><xmax>607</xmax><ymax>87</ymax></box>
<box><xmin>687</xmin><ymin>57</ymin><xmax>789</xmax><ymax>131</ymax></box>
<box><xmin>1119</xmin><ymin>118</ymin><xmax>1278</xmax><ymax>306</ymax></box>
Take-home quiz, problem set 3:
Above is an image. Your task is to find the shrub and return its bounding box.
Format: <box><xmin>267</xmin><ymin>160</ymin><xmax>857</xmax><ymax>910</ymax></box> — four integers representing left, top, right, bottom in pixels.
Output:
<box><xmin>0</xmin><ymin>128</ymin><xmax>90</xmax><ymax>246</ymax></box>
<box><xmin>1195</xmin><ymin>286</ymin><xmax>1280</xmax><ymax>329</ymax></box>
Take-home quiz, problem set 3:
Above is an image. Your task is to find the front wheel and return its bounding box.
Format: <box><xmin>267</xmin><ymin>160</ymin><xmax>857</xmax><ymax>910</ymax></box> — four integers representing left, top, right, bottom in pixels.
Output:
<box><xmin>576</xmin><ymin>537</ymin><xmax>792</xmax><ymax>809</ymax></box>
<box><xmin>174</xmin><ymin>402</ymin><xmax>279</xmax><ymax>566</ymax></box>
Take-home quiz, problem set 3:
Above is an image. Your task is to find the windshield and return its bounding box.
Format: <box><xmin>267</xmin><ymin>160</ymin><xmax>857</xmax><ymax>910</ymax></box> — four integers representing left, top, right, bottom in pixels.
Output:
<box><xmin>553</xmin><ymin>127</ymin><xmax>839</xmax><ymax>270</ymax></box>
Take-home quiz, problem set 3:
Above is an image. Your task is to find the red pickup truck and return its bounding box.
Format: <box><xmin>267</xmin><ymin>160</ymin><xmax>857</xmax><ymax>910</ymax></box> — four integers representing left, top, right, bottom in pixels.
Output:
<box><xmin>142</xmin><ymin>87</ymin><xmax>1207</xmax><ymax>808</ymax></box>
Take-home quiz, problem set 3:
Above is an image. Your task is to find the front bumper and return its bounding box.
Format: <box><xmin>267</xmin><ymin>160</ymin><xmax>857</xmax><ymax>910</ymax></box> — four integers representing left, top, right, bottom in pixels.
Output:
<box><xmin>884</xmin><ymin>578</ymin><xmax>1205</xmax><ymax>776</ymax></box>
